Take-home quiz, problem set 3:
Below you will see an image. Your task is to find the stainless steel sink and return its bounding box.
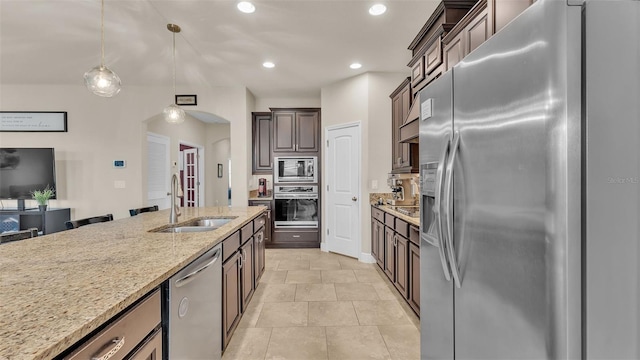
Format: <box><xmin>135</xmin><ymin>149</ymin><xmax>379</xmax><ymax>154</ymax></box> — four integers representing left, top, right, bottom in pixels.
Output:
<box><xmin>150</xmin><ymin>217</ymin><xmax>236</xmax><ymax>233</ymax></box>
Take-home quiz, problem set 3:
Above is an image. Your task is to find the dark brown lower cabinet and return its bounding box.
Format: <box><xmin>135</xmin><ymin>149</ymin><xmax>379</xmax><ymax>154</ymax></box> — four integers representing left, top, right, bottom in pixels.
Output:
<box><xmin>394</xmin><ymin>234</ymin><xmax>409</xmax><ymax>298</ymax></box>
<box><xmin>254</xmin><ymin>227</ymin><xmax>266</xmax><ymax>284</ymax></box>
<box><xmin>128</xmin><ymin>328</ymin><xmax>162</xmax><ymax>360</ymax></box>
<box><xmin>384</xmin><ymin>226</ymin><xmax>395</xmax><ymax>281</ymax></box>
<box><xmin>240</xmin><ymin>237</ymin><xmax>255</xmax><ymax>312</ymax></box>
<box><xmin>371</xmin><ymin>220</ymin><xmax>380</xmax><ymax>263</ymax></box>
<box><xmin>372</xmin><ymin>208</ymin><xmax>420</xmax><ymax>318</ymax></box>
<box><xmin>222</xmin><ymin>213</ymin><xmax>266</xmax><ymax>351</ymax></box>
<box><xmin>222</xmin><ymin>252</ymin><xmax>241</xmax><ymax>349</ymax></box>
<box><xmin>408</xmin><ymin>242</ymin><xmax>421</xmax><ymax>314</ymax></box>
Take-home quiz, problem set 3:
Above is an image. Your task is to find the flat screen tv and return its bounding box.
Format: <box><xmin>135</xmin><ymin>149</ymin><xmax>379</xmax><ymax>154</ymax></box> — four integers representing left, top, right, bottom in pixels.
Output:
<box><xmin>0</xmin><ymin>148</ymin><xmax>56</xmax><ymax>209</ymax></box>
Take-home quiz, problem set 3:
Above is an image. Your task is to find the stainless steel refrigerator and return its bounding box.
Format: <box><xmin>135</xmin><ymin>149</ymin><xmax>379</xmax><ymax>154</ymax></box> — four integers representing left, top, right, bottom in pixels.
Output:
<box><xmin>418</xmin><ymin>0</ymin><xmax>639</xmax><ymax>359</ymax></box>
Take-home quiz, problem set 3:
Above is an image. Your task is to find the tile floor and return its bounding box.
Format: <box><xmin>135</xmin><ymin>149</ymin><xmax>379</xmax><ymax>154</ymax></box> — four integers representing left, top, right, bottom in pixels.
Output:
<box><xmin>222</xmin><ymin>248</ymin><xmax>420</xmax><ymax>360</ymax></box>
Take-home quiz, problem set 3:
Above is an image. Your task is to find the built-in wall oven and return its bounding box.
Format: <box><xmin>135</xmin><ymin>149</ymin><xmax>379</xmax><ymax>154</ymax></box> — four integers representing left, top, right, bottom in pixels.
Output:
<box><xmin>274</xmin><ymin>185</ymin><xmax>318</xmax><ymax>228</ymax></box>
<box><xmin>274</xmin><ymin>156</ymin><xmax>317</xmax><ymax>183</ymax></box>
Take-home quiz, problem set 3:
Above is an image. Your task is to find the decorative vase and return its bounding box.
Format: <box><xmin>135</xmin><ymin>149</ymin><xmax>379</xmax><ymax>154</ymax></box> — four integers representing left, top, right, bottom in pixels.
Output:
<box><xmin>38</xmin><ymin>204</ymin><xmax>47</xmax><ymax>212</ymax></box>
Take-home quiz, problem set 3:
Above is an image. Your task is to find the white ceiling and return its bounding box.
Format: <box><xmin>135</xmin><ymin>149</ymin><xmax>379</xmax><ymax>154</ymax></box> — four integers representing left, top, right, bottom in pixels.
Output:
<box><xmin>0</xmin><ymin>0</ymin><xmax>438</xmax><ymax>99</ymax></box>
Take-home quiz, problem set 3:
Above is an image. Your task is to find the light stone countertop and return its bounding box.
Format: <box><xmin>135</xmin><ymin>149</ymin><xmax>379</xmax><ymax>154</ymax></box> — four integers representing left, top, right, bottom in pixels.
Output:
<box><xmin>0</xmin><ymin>206</ymin><xmax>265</xmax><ymax>360</ymax></box>
<box><xmin>373</xmin><ymin>204</ymin><xmax>421</xmax><ymax>227</ymax></box>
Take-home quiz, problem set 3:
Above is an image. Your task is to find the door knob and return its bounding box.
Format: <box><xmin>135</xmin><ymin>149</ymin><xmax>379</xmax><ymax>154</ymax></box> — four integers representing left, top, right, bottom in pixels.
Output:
<box><xmin>352</xmin><ymin>197</ymin><xmax>358</xmax><ymax>202</ymax></box>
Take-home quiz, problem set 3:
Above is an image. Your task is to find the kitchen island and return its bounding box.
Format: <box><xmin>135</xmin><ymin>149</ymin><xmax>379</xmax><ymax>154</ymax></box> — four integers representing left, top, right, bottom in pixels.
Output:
<box><xmin>0</xmin><ymin>206</ymin><xmax>265</xmax><ymax>360</ymax></box>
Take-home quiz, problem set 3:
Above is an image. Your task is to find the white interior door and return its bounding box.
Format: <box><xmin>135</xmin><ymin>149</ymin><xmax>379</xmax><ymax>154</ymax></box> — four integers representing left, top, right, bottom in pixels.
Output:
<box><xmin>183</xmin><ymin>148</ymin><xmax>199</xmax><ymax>207</ymax></box>
<box><xmin>326</xmin><ymin>123</ymin><xmax>360</xmax><ymax>258</ymax></box>
<box><xmin>147</xmin><ymin>132</ymin><xmax>170</xmax><ymax>210</ymax></box>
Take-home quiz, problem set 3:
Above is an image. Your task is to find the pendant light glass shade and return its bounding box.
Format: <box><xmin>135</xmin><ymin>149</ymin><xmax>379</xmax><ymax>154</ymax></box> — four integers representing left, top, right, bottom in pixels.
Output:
<box><xmin>85</xmin><ymin>0</ymin><xmax>121</xmax><ymax>97</ymax></box>
<box><xmin>163</xmin><ymin>104</ymin><xmax>186</xmax><ymax>124</ymax></box>
<box><xmin>84</xmin><ymin>65</ymin><xmax>121</xmax><ymax>97</ymax></box>
<box><xmin>164</xmin><ymin>24</ymin><xmax>185</xmax><ymax>124</ymax></box>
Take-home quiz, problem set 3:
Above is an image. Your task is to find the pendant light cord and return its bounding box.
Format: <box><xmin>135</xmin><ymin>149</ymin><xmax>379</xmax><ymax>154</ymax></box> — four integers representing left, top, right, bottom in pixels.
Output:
<box><xmin>100</xmin><ymin>0</ymin><xmax>105</xmax><ymax>67</ymax></box>
<box><xmin>172</xmin><ymin>31</ymin><xmax>177</xmax><ymax>104</ymax></box>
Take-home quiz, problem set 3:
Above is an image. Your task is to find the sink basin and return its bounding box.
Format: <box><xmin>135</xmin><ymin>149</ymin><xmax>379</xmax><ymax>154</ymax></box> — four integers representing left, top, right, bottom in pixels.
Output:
<box><xmin>150</xmin><ymin>216</ymin><xmax>237</xmax><ymax>233</ymax></box>
<box><xmin>191</xmin><ymin>218</ymin><xmax>234</xmax><ymax>227</ymax></box>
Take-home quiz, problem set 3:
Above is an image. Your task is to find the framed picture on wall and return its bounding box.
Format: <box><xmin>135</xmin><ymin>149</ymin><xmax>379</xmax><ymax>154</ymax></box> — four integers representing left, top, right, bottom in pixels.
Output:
<box><xmin>0</xmin><ymin>112</ymin><xmax>67</xmax><ymax>132</ymax></box>
<box><xmin>217</xmin><ymin>164</ymin><xmax>223</xmax><ymax>178</ymax></box>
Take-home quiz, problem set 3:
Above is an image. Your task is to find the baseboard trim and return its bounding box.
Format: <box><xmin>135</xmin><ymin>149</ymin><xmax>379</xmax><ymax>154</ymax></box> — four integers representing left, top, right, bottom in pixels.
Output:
<box><xmin>359</xmin><ymin>252</ymin><xmax>376</xmax><ymax>263</ymax></box>
<box><xmin>320</xmin><ymin>242</ymin><xmax>329</xmax><ymax>252</ymax></box>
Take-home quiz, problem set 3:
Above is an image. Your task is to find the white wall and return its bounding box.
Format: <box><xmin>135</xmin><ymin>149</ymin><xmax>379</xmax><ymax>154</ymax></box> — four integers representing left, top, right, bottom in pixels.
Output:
<box><xmin>320</xmin><ymin>72</ymin><xmax>406</xmax><ymax>256</ymax></box>
<box><xmin>0</xmin><ymin>83</ymin><xmax>251</xmax><ymax>220</ymax></box>
<box><xmin>205</xmin><ymin>124</ymin><xmax>231</xmax><ymax>206</ymax></box>
<box><xmin>255</xmin><ymin>96</ymin><xmax>321</xmax><ymax>112</ymax></box>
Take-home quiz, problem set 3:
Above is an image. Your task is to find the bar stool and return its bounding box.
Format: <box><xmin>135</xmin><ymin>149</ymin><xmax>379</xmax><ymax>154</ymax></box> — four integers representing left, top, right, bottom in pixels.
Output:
<box><xmin>65</xmin><ymin>214</ymin><xmax>114</xmax><ymax>230</ymax></box>
<box><xmin>0</xmin><ymin>228</ymin><xmax>38</xmax><ymax>244</ymax></box>
<box><xmin>129</xmin><ymin>205</ymin><xmax>159</xmax><ymax>216</ymax></box>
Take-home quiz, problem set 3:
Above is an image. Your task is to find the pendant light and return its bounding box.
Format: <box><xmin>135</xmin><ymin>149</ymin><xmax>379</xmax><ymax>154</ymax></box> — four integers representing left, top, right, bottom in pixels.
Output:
<box><xmin>84</xmin><ymin>0</ymin><xmax>121</xmax><ymax>97</ymax></box>
<box><xmin>163</xmin><ymin>24</ymin><xmax>185</xmax><ymax>124</ymax></box>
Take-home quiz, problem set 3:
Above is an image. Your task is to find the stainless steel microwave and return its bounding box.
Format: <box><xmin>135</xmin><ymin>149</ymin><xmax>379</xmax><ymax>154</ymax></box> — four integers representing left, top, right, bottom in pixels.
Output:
<box><xmin>274</xmin><ymin>156</ymin><xmax>317</xmax><ymax>183</ymax></box>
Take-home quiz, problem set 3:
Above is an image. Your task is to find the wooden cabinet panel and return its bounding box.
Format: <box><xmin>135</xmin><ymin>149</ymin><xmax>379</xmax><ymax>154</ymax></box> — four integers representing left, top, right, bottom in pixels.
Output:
<box><xmin>252</xmin><ymin>113</ymin><xmax>273</xmax><ymax>174</ymax></box>
<box><xmin>376</xmin><ymin>221</ymin><xmax>385</xmax><ymax>269</ymax></box>
<box><xmin>296</xmin><ymin>112</ymin><xmax>319</xmax><ymax>152</ymax></box>
<box><xmin>394</xmin><ymin>234</ymin><xmax>409</xmax><ymax>298</ymax></box>
<box><xmin>64</xmin><ymin>290</ymin><xmax>161</xmax><ymax>360</ymax></box>
<box><xmin>371</xmin><ymin>219</ymin><xmax>379</xmax><ymax>263</ymax></box>
<box><xmin>273</xmin><ymin>111</ymin><xmax>296</xmax><ymax>152</ymax></box>
<box><xmin>492</xmin><ymin>0</ymin><xmax>534</xmax><ymax>33</ymax></box>
<box><xmin>444</xmin><ymin>31</ymin><xmax>464</xmax><ymax>71</ymax></box>
<box><xmin>410</xmin><ymin>56</ymin><xmax>425</xmax><ymax>88</ymax></box>
<box><xmin>390</xmin><ymin>78</ymin><xmax>418</xmax><ymax>173</ymax></box>
<box><xmin>128</xmin><ymin>328</ymin><xmax>162</xmax><ymax>360</ymax></box>
<box><xmin>424</xmin><ymin>38</ymin><xmax>442</xmax><ymax>75</ymax></box>
<box><xmin>222</xmin><ymin>253</ymin><xmax>241</xmax><ymax>349</ymax></box>
<box><xmin>272</xmin><ymin>109</ymin><xmax>320</xmax><ymax>154</ymax></box>
<box><xmin>384</xmin><ymin>226</ymin><xmax>395</xmax><ymax>281</ymax></box>
<box><xmin>408</xmin><ymin>242</ymin><xmax>420</xmax><ymax>315</ymax></box>
<box><xmin>223</xmin><ymin>231</ymin><xmax>241</xmax><ymax>263</ymax></box>
<box><xmin>240</xmin><ymin>239</ymin><xmax>255</xmax><ymax>312</ymax></box>
<box><xmin>249</xmin><ymin>202</ymin><xmax>272</xmax><ymax>245</ymax></box>
<box><xmin>254</xmin><ymin>227</ymin><xmax>266</xmax><ymax>284</ymax></box>
<box><xmin>466</xmin><ymin>8</ymin><xmax>490</xmax><ymax>55</ymax></box>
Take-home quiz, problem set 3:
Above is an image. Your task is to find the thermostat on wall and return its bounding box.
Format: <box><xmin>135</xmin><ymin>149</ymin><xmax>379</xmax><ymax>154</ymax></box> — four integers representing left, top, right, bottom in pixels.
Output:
<box><xmin>113</xmin><ymin>160</ymin><xmax>126</xmax><ymax>168</ymax></box>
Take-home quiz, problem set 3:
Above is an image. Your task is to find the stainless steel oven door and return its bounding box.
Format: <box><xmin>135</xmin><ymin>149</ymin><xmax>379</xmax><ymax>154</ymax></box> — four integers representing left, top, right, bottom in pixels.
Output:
<box><xmin>274</xmin><ymin>193</ymin><xmax>319</xmax><ymax>228</ymax></box>
<box><xmin>274</xmin><ymin>156</ymin><xmax>317</xmax><ymax>183</ymax></box>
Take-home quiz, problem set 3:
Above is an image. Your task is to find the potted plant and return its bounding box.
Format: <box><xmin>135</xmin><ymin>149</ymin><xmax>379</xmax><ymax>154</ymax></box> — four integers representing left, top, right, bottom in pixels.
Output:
<box><xmin>31</xmin><ymin>186</ymin><xmax>55</xmax><ymax>212</ymax></box>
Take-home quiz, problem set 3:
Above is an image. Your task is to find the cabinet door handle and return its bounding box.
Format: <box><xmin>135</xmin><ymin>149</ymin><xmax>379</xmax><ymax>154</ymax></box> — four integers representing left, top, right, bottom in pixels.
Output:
<box><xmin>91</xmin><ymin>337</ymin><xmax>125</xmax><ymax>360</ymax></box>
<box><xmin>238</xmin><ymin>252</ymin><xmax>243</xmax><ymax>269</ymax></box>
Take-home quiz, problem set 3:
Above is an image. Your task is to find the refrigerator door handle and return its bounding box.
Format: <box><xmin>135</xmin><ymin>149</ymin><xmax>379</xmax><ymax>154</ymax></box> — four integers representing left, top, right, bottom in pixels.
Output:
<box><xmin>435</xmin><ymin>137</ymin><xmax>452</xmax><ymax>282</ymax></box>
<box><xmin>444</xmin><ymin>131</ymin><xmax>462</xmax><ymax>288</ymax></box>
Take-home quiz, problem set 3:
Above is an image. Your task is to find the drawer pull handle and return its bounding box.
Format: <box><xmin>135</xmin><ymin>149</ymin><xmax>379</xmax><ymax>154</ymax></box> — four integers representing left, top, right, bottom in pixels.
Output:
<box><xmin>91</xmin><ymin>337</ymin><xmax>125</xmax><ymax>360</ymax></box>
<box><xmin>292</xmin><ymin>235</ymin><xmax>301</xmax><ymax>238</ymax></box>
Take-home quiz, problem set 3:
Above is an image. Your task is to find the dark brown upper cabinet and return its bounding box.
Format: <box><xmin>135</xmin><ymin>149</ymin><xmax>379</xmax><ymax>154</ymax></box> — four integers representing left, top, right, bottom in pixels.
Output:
<box><xmin>252</xmin><ymin>112</ymin><xmax>273</xmax><ymax>174</ymax></box>
<box><xmin>390</xmin><ymin>79</ymin><xmax>419</xmax><ymax>173</ymax></box>
<box><xmin>442</xmin><ymin>0</ymin><xmax>535</xmax><ymax>71</ymax></box>
<box><xmin>271</xmin><ymin>108</ymin><xmax>320</xmax><ymax>153</ymax></box>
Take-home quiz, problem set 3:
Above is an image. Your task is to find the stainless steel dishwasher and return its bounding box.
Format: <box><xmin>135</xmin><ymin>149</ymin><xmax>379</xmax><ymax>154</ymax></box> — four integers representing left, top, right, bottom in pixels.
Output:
<box><xmin>168</xmin><ymin>244</ymin><xmax>222</xmax><ymax>359</ymax></box>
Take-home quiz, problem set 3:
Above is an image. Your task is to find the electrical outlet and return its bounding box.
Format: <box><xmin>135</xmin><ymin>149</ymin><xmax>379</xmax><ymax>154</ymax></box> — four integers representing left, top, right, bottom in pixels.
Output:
<box><xmin>114</xmin><ymin>180</ymin><xmax>126</xmax><ymax>189</ymax></box>
<box><xmin>371</xmin><ymin>180</ymin><xmax>378</xmax><ymax>190</ymax></box>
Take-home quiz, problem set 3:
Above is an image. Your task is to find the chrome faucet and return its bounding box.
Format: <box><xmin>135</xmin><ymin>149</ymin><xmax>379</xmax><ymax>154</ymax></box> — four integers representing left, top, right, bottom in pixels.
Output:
<box><xmin>170</xmin><ymin>173</ymin><xmax>183</xmax><ymax>224</ymax></box>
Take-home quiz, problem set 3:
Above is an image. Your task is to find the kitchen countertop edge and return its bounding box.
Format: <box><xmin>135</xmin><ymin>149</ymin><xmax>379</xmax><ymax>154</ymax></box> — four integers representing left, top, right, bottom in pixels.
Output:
<box><xmin>372</xmin><ymin>203</ymin><xmax>420</xmax><ymax>227</ymax></box>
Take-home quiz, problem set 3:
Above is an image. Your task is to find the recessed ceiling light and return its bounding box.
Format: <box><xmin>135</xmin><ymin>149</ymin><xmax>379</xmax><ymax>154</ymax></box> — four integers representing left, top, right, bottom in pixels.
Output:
<box><xmin>369</xmin><ymin>4</ymin><xmax>387</xmax><ymax>16</ymax></box>
<box><xmin>237</xmin><ymin>1</ymin><xmax>255</xmax><ymax>13</ymax></box>
<box><xmin>350</xmin><ymin>63</ymin><xmax>362</xmax><ymax>69</ymax></box>
<box><xmin>263</xmin><ymin>61</ymin><xmax>275</xmax><ymax>68</ymax></box>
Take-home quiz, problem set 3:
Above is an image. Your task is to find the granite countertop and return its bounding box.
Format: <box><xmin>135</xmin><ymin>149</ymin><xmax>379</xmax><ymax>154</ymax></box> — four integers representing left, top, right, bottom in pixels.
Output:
<box><xmin>373</xmin><ymin>204</ymin><xmax>420</xmax><ymax>227</ymax></box>
<box><xmin>0</xmin><ymin>206</ymin><xmax>265</xmax><ymax>360</ymax></box>
<box><xmin>248</xmin><ymin>189</ymin><xmax>273</xmax><ymax>201</ymax></box>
